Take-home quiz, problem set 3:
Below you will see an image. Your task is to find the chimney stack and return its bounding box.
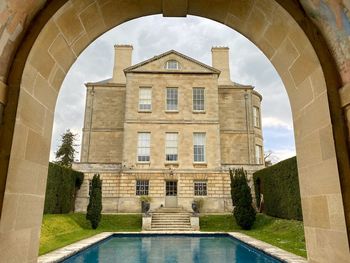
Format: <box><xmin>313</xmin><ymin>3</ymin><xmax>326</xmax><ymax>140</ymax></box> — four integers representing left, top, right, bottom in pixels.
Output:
<box><xmin>112</xmin><ymin>45</ymin><xmax>133</xmax><ymax>83</ymax></box>
<box><xmin>211</xmin><ymin>47</ymin><xmax>233</xmax><ymax>85</ymax></box>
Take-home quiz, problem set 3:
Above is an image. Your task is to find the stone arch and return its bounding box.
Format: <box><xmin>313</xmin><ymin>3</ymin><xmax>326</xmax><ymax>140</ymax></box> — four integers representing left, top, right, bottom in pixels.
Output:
<box><xmin>0</xmin><ymin>0</ymin><xmax>349</xmax><ymax>262</ymax></box>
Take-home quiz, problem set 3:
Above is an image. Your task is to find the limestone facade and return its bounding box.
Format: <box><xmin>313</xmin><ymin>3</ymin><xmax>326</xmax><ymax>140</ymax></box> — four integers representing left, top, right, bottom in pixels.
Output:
<box><xmin>74</xmin><ymin>45</ymin><xmax>264</xmax><ymax>213</ymax></box>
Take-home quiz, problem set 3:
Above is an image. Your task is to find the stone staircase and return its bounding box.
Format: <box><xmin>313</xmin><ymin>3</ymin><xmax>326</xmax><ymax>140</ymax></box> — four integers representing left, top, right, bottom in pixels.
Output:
<box><xmin>150</xmin><ymin>207</ymin><xmax>193</xmax><ymax>231</ymax></box>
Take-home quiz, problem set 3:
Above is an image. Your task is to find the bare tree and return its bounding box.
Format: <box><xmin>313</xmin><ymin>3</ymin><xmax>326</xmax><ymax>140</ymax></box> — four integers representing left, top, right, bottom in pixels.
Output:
<box><xmin>264</xmin><ymin>150</ymin><xmax>279</xmax><ymax>167</ymax></box>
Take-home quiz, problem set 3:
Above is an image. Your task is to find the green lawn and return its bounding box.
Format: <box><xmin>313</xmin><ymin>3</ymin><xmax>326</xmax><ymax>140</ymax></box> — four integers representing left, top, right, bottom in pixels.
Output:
<box><xmin>40</xmin><ymin>213</ymin><xmax>141</xmax><ymax>255</ymax></box>
<box><xmin>200</xmin><ymin>213</ymin><xmax>306</xmax><ymax>258</ymax></box>
<box><xmin>40</xmin><ymin>213</ymin><xmax>306</xmax><ymax>258</ymax></box>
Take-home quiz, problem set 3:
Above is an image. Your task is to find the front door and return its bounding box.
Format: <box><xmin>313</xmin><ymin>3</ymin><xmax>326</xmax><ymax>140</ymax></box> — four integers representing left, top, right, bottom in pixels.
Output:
<box><xmin>165</xmin><ymin>181</ymin><xmax>177</xmax><ymax>207</ymax></box>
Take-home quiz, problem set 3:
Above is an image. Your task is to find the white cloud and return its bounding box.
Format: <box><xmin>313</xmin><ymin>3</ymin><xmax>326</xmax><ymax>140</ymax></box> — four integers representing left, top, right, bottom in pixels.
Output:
<box><xmin>262</xmin><ymin>117</ymin><xmax>293</xmax><ymax>130</ymax></box>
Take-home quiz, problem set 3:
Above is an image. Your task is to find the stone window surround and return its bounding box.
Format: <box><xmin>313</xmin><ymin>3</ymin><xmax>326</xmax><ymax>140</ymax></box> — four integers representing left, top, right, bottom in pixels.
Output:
<box><xmin>253</xmin><ymin>106</ymin><xmax>261</xmax><ymax>128</ymax></box>
<box><xmin>165</xmin><ymin>87</ymin><xmax>179</xmax><ymax>112</ymax></box>
<box><xmin>193</xmin><ymin>132</ymin><xmax>206</xmax><ymax>163</ymax></box>
<box><xmin>137</xmin><ymin>132</ymin><xmax>151</xmax><ymax>163</ymax></box>
<box><xmin>136</xmin><ymin>180</ymin><xmax>149</xmax><ymax>196</ymax></box>
<box><xmin>165</xmin><ymin>59</ymin><xmax>181</xmax><ymax>70</ymax></box>
<box><xmin>138</xmin><ymin>87</ymin><xmax>152</xmax><ymax>112</ymax></box>
<box><xmin>194</xmin><ymin>181</ymin><xmax>208</xmax><ymax>196</ymax></box>
<box><xmin>193</xmin><ymin>87</ymin><xmax>205</xmax><ymax>112</ymax></box>
<box><xmin>255</xmin><ymin>144</ymin><xmax>263</xmax><ymax>165</ymax></box>
<box><xmin>165</xmin><ymin>132</ymin><xmax>178</xmax><ymax>162</ymax></box>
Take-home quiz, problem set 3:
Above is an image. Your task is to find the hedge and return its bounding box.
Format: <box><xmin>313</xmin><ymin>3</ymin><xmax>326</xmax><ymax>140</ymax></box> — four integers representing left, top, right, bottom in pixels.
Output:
<box><xmin>44</xmin><ymin>162</ymin><xmax>84</xmax><ymax>214</ymax></box>
<box><xmin>253</xmin><ymin>156</ymin><xmax>302</xmax><ymax>220</ymax></box>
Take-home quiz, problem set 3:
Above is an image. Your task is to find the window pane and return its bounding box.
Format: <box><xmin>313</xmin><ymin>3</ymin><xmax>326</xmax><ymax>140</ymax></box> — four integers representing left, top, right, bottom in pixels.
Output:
<box><xmin>139</xmin><ymin>88</ymin><xmax>152</xmax><ymax>110</ymax></box>
<box><xmin>193</xmin><ymin>88</ymin><xmax>204</xmax><ymax>111</ymax></box>
<box><xmin>165</xmin><ymin>133</ymin><xmax>178</xmax><ymax>161</ymax></box>
<box><xmin>136</xmin><ymin>180</ymin><xmax>149</xmax><ymax>195</ymax></box>
<box><xmin>193</xmin><ymin>133</ymin><xmax>206</xmax><ymax>162</ymax></box>
<box><xmin>194</xmin><ymin>181</ymin><xmax>207</xmax><ymax>196</ymax></box>
<box><xmin>166</xmin><ymin>60</ymin><xmax>179</xmax><ymax>70</ymax></box>
<box><xmin>166</xmin><ymin>88</ymin><xmax>178</xmax><ymax>111</ymax></box>
<box><xmin>138</xmin><ymin>133</ymin><xmax>150</xmax><ymax>162</ymax></box>
<box><xmin>255</xmin><ymin>145</ymin><xmax>262</xmax><ymax>164</ymax></box>
<box><xmin>166</xmin><ymin>181</ymin><xmax>177</xmax><ymax>196</ymax></box>
<box><xmin>253</xmin><ymin>107</ymin><xmax>260</xmax><ymax>127</ymax></box>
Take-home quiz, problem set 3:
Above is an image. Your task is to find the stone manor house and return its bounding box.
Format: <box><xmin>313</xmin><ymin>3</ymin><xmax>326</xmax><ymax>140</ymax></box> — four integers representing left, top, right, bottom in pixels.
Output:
<box><xmin>74</xmin><ymin>45</ymin><xmax>265</xmax><ymax>213</ymax></box>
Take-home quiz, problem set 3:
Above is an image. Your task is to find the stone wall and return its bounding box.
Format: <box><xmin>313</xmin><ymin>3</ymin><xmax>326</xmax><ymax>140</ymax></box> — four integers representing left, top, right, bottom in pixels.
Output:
<box><xmin>123</xmin><ymin>70</ymin><xmax>222</xmax><ymax>170</ymax></box>
<box><xmin>75</xmin><ymin>171</ymin><xmax>239</xmax><ymax>213</ymax></box>
<box><xmin>219</xmin><ymin>85</ymin><xmax>263</xmax><ymax>165</ymax></box>
<box><xmin>80</xmin><ymin>84</ymin><xmax>125</xmax><ymax>163</ymax></box>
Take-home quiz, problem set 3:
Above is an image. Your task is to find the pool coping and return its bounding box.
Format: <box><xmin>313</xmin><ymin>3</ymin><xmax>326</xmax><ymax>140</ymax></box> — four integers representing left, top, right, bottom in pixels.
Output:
<box><xmin>37</xmin><ymin>232</ymin><xmax>307</xmax><ymax>263</ymax></box>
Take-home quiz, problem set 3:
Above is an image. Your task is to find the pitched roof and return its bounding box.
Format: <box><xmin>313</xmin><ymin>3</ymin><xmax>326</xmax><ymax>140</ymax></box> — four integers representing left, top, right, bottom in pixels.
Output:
<box><xmin>124</xmin><ymin>50</ymin><xmax>220</xmax><ymax>74</ymax></box>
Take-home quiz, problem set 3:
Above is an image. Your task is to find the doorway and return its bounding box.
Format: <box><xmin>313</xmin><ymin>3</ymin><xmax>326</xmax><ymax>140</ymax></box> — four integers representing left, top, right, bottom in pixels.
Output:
<box><xmin>165</xmin><ymin>181</ymin><xmax>178</xmax><ymax>207</ymax></box>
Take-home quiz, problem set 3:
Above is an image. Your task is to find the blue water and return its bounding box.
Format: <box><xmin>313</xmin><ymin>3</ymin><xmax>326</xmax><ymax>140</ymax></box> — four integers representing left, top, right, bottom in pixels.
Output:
<box><xmin>62</xmin><ymin>234</ymin><xmax>282</xmax><ymax>263</ymax></box>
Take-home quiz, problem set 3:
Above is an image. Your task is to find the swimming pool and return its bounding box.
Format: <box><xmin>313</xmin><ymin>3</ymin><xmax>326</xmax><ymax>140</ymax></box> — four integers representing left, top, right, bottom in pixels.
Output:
<box><xmin>61</xmin><ymin>234</ymin><xmax>282</xmax><ymax>263</ymax></box>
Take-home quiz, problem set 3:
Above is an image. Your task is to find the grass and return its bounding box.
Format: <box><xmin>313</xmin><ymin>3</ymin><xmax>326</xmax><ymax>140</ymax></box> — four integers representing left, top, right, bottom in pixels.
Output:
<box><xmin>40</xmin><ymin>213</ymin><xmax>306</xmax><ymax>258</ymax></box>
<box><xmin>39</xmin><ymin>213</ymin><xmax>141</xmax><ymax>255</ymax></box>
<box><xmin>200</xmin><ymin>213</ymin><xmax>306</xmax><ymax>258</ymax></box>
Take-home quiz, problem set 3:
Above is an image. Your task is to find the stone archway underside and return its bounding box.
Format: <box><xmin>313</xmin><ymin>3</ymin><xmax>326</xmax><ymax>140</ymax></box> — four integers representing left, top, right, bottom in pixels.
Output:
<box><xmin>0</xmin><ymin>1</ymin><xmax>349</xmax><ymax>262</ymax></box>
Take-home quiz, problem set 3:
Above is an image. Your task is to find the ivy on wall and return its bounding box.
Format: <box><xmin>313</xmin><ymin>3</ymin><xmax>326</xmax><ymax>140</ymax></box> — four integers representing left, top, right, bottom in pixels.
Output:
<box><xmin>253</xmin><ymin>156</ymin><xmax>302</xmax><ymax>221</ymax></box>
<box><xmin>44</xmin><ymin>162</ymin><xmax>84</xmax><ymax>214</ymax></box>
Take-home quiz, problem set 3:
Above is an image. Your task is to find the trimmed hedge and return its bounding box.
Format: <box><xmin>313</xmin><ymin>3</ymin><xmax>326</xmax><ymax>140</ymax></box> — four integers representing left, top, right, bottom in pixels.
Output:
<box><xmin>44</xmin><ymin>162</ymin><xmax>84</xmax><ymax>214</ymax></box>
<box><xmin>253</xmin><ymin>156</ymin><xmax>302</xmax><ymax>220</ymax></box>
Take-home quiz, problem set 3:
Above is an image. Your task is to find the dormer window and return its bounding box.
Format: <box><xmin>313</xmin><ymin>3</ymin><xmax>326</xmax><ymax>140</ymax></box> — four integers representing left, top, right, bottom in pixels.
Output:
<box><xmin>165</xmin><ymin>60</ymin><xmax>180</xmax><ymax>70</ymax></box>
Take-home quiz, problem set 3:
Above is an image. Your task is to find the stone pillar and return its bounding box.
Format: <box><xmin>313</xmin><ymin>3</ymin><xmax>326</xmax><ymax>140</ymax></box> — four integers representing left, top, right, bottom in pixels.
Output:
<box><xmin>211</xmin><ymin>47</ymin><xmax>234</xmax><ymax>86</ymax></box>
<box><xmin>339</xmin><ymin>83</ymin><xmax>350</xmax><ymax>237</ymax></box>
<box><xmin>190</xmin><ymin>216</ymin><xmax>200</xmax><ymax>231</ymax></box>
<box><xmin>142</xmin><ymin>215</ymin><xmax>152</xmax><ymax>231</ymax></box>
<box><xmin>112</xmin><ymin>45</ymin><xmax>133</xmax><ymax>84</ymax></box>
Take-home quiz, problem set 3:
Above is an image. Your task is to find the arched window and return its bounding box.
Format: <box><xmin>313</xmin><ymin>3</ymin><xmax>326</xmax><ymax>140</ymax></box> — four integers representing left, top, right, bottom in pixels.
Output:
<box><xmin>165</xmin><ymin>60</ymin><xmax>180</xmax><ymax>70</ymax></box>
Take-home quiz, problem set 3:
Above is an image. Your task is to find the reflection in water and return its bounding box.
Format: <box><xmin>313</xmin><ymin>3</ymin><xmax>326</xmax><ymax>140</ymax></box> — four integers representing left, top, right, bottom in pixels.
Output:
<box><xmin>63</xmin><ymin>235</ymin><xmax>281</xmax><ymax>263</ymax></box>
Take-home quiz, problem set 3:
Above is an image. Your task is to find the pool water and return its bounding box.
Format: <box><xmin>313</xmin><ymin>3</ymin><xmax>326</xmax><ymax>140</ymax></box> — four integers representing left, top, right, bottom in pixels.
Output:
<box><xmin>62</xmin><ymin>234</ymin><xmax>282</xmax><ymax>263</ymax></box>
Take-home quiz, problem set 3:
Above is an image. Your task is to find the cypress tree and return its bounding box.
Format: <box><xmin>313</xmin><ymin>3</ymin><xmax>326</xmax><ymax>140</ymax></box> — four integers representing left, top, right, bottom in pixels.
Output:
<box><xmin>55</xmin><ymin>129</ymin><xmax>78</xmax><ymax>168</ymax></box>
<box><xmin>86</xmin><ymin>174</ymin><xmax>102</xmax><ymax>229</ymax></box>
<box><xmin>230</xmin><ymin>168</ymin><xmax>256</xmax><ymax>230</ymax></box>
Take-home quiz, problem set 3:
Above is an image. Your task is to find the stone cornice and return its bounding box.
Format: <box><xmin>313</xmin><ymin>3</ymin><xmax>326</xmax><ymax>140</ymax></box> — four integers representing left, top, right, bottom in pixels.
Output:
<box><xmin>124</xmin><ymin>120</ymin><xmax>220</xmax><ymax>124</ymax></box>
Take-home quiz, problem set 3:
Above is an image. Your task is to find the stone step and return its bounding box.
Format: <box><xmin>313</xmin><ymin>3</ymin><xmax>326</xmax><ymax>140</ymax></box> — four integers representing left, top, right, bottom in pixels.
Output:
<box><xmin>149</xmin><ymin>207</ymin><xmax>194</xmax><ymax>231</ymax></box>
<box><xmin>154</xmin><ymin>210</ymin><xmax>189</xmax><ymax>213</ymax></box>
<box><xmin>152</xmin><ymin>213</ymin><xmax>190</xmax><ymax>217</ymax></box>
<box><xmin>152</xmin><ymin>218</ymin><xmax>189</xmax><ymax>220</ymax></box>
<box><xmin>152</xmin><ymin>221</ymin><xmax>190</xmax><ymax>222</ymax></box>
<box><xmin>152</xmin><ymin>222</ymin><xmax>191</xmax><ymax>226</ymax></box>
<box><xmin>151</xmin><ymin>227</ymin><xmax>192</xmax><ymax>231</ymax></box>
<box><xmin>153</xmin><ymin>211</ymin><xmax>189</xmax><ymax>213</ymax></box>
<box><xmin>152</xmin><ymin>226</ymin><xmax>191</xmax><ymax>230</ymax></box>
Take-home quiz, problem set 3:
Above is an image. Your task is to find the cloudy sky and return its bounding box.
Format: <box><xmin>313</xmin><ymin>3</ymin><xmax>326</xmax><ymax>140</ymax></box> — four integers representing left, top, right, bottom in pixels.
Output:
<box><xmin>50</xmin><ymin>15</ymin><xmax>296</xmax><ymax>163</ymax></box>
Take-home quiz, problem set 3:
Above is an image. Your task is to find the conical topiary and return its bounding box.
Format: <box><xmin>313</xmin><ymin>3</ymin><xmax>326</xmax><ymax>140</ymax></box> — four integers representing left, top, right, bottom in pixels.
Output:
<box><xmin>86</xmin><ymin>174</ymin><xmax>102</xmax><ymax>229</ymax></box>
<box><xmin>230</xmin><ymin>168</ymin><xmax>256</xmax><ymax>230</ymax></box>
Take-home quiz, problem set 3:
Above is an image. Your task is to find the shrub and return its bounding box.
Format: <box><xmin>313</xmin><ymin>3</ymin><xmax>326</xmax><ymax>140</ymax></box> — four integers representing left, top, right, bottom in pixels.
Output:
<box><xmin>193</xmin><ymin>198</ymin><xmax>204</xmax><ymax>212</ymax></box>
<box><xmin>234</xmin><ymin>205</ymin><xmax>256</xmax><ymax>230</ymax></box>
<box><xmin>253</xmin><ymin>156</ymin><xmax>302</xmax><ymax>220</ymax></box>
<box><xmin>44</xmin><ymin>162</ymin><xmax>84</xmax><ymax>214</ymax></box>
<box><xmin>139</xmin><ymin>195</ymin><xmax>152</xmax><ymax>203</ymax></box>
<box><xmin>230</xmin><ymin>168</ymin><xmax>256</xmax><ymax>230</ymax></box>
<box><xmin>140</xmin><ymin>195</ymin><xmax>152</xmax><ymax>214</ymax></box>
<box><xmin>86</xmin><ymin>174</ymin><xmax>102</xmax><ymax>229</ymax></box>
